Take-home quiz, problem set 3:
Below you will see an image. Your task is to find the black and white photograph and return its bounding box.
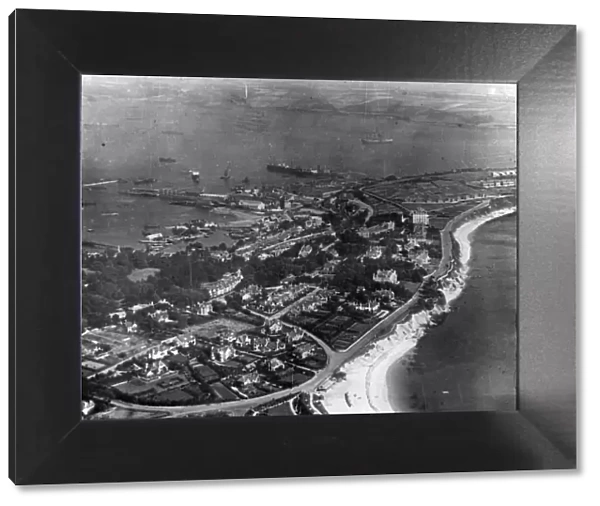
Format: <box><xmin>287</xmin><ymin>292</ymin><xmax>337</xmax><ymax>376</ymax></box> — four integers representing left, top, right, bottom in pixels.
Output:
<box><xmin>81</xmin><ymin>76</ymin><xmax>517</xmax><ymax>419</ymax></box>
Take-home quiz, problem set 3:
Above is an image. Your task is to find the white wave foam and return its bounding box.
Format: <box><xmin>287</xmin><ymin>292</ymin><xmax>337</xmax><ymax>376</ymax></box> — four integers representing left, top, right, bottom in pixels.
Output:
<box><xmin>319</xmin><ymin>205</ymin><xmax>516</xmax><ymax>415</ymax></box>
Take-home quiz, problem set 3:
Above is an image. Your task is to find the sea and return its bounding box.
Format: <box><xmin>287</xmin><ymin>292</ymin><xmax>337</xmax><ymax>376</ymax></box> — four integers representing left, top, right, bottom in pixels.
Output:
<box><xmin>387</xmin><ymin>213</ymin><xmax>517</xmax><ymax>412</ymax></box>
<box><xmin>82</xmin><ymin>78</ymin><xmax>515</xmax><ymax>248</ymax></box>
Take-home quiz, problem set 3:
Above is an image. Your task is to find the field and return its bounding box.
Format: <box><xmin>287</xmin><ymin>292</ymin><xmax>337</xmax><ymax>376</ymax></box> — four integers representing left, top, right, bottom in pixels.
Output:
<box><xmin>127</xmin><ymin>267</ymin><xmax>161</xmax><ymax>282</ymax></box>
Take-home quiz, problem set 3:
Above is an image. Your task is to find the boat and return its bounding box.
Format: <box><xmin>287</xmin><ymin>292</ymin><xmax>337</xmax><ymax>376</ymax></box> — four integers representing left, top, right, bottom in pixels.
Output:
<box><xmin>87</xmin><ymin>228</ymin><xmax>94</xmax><ymax>233</ymax></box>
<box><xmin>81</xmin><ymin>201</ymin><xmax>96</xmax><ymax>207</ymax></box>
<box><xmin>101</xmin><ymin>212</ymin><xmax>119</xmax><ymax>217</ymax></box>
<box><xmin>189</xmin><ymin>170</ymin><xmax>201</xmax><ymax>184</ymax></box>
<box><xmin>266</xmin><ymin>163</ymin><xmax>331</xmax><ymax>178</ymax></box>
<box><xmin>220</xmin><ymin>164</ymin><xmax>232</xmax><ymax>181</ymax></box>
<box><xmin>361</xmin><ymin>129</ymin><xmax>393</xmax><ymax>145</ymax></box>
<box><xmin>133</xmin><ymin>177</ymin><xmax>158</xmax><ymax>185</ymax></box>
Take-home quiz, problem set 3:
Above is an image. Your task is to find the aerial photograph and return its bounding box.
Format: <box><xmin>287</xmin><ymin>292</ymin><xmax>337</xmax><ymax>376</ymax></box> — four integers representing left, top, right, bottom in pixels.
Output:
<box><xmin>81</xmin><ymin>76</ymin><xmax>517</xmax><ymax>419</ymax></box>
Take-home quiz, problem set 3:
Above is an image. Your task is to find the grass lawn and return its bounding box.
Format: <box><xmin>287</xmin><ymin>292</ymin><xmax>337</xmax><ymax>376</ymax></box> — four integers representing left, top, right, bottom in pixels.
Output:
<box><xmin>127</xmin><ymin>267</ymin><xmax>161</xmax><ymax>282</ymax></box>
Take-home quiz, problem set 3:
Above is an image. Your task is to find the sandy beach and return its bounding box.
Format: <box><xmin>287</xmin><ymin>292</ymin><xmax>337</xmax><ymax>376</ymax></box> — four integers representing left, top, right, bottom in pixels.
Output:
<box><xmin>320</xmin><ymin>204</ymin><xmax>517</xmax><ymax>415</ymax></box>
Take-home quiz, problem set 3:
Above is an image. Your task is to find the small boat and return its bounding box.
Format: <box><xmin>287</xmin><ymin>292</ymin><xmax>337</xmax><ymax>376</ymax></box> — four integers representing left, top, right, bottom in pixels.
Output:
<box><xmin>220</xmin><ymin>164</ymin><xmax>232</xmax><ymax>181</ymax></box>
<box><xmin>101</xmin><ymin>212</ymin><xmax>119</xmax><ymax>217</ymax></box>
<box><xmin>189</xmin><ymin>170</ymin><xmax>201</xmax><ymax>183</ymax></box>
<box><xmin>87</xmin><ymin>228</ymin><xmax>94</xmax><ymax>233</ymax></box>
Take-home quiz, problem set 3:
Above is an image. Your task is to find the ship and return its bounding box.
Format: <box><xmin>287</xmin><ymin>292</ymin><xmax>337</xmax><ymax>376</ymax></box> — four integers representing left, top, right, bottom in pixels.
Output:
<box><xmin>133</xmin><ymin>177</ymin><xmax>158</xmax><ymax>185</ymax></box>
<box><xmin>220</xmin><ymin>164</ymin><xmax>232</xmax><ymax>181</ymax></box>
<box><xmin>266</xmin><ymin>163</ymin><xmax>331</xmax><ymax>178</ymax></box>
<box><xmin>189</xmin><ymin>170</ymin><xmax>201</xmax><ymax>184</ymax></box>
<box><xmin>361</xmin><ymin>129</ymin><xmax>393</xmax><ymax>145</ymax></box>
<box><xmin>158</xmin><ymin>157</ymin><xmax>176</xmax><ymax>163</ymax></box>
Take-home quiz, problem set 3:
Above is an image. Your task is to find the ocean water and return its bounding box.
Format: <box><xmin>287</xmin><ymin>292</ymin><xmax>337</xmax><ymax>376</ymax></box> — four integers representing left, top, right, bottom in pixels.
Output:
<box><xmin>388</xmin><ymin>213</ymin><xmax>517</xmax><ymax>412</ymax></box>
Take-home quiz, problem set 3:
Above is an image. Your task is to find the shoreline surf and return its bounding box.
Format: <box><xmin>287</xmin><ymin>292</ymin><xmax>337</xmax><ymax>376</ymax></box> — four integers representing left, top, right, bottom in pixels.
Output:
<box><xmin>320</xmin><ymin>203</ymin><xmax>517</xmax><ymax>415</ymax></box>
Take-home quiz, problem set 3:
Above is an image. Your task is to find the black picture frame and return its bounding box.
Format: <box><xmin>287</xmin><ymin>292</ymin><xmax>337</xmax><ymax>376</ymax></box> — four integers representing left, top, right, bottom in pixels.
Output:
<box><xmin>9</xmin><ymin>9</ymin><xmax>577</xmax><ymax>485</ymax></box>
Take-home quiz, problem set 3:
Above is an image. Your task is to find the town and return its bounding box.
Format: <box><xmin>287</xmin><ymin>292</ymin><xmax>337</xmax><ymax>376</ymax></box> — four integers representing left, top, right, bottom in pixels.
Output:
<box><xmin>81</xmin><ymin>166</ymin><xmax>517</xmax><ymax>418</ymax></box>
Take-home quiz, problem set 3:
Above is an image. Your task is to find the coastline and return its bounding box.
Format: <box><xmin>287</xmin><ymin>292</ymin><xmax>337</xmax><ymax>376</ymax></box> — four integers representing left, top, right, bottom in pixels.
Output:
<box><xmin>320</xmin><ymin>203</ymin><xmax>517</xmax><ymax>415</ymax></box>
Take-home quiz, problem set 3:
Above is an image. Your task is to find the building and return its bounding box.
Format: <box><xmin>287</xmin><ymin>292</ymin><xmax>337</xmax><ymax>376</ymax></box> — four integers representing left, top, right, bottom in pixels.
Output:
<box><xmin>235</xmin><ymin>333</ymin><xmax>252</xmax><ymax>347</ymax></box>
<box><xmin>240</xmin><ymin>284</ymin><xmax>263</xmax><ymax>302</ymax></box>
<box><xmin>366</xmin><ymin>246</ymin><xmax>383</xmax><ymax>260</ymax></box>
<box><xmin>411</xmin><ymin>249</ymin><xmax>431</xmax><ymax>266</ymax></box>
<box><xmin>305</xmin><ymin>216</ymin><xmax>323</xmax><ymax>228</ymax></box>
<box><xmin>202</xmin><ymin>269</ymin><xmax>243</xmax><ymax>298</ymax></box>
<box><xmin>491</xmin><ymin>169</ymin><xmax>517</xmax><ymax>178</ymax></box>
<box><xmin>294</xmin><ymin>343</ymin><xmax>316</xmax><ymax>360</ymax></box>
<box><xmin>350</xmin><ymin>299</ymin><xmax>380</xmax><ymax>313</ymax></box>
<box><xmin>412</xmin><ymin>210</ymin><xmax>430</xmax><ymax>226</ymax></box>
<box><xmin>373</xmin><ymin>269</ymin><xmax>398</xmax><ymax>284</ymax></box>
<box><xmin>299</xmin><ymin>244</ymin><xmax>313</xmax><ymax>257</ymax></box>
<box><xmin>286</xmin><ymin>328</ymin><xmax>305</xmax><ymax>344</ymax></box>
<box><xmin>481</xmin><ymin>179</ymin><xmax>516</xmax><ymax>188</ymax></box>
<box><xmin>239</xmin><ymin>371</ymin><xmax>260</xmax><ymax>386</ymax></box>
<box><xmin>211</xmin><ymin>344</ymin><xmax>236</xmax><ymax>363</ymax></box>
<box><xmin>175</xmin><ymin>334</ymin><xmax>196</xmax><ymax>348</ymax></box>
<box><xmin>81</xmin><ymin>400</ymin><xmax>95</xmax><ymax>417</ymax></box>
<box><xmin>358</xmin><ymin>221</ymin><xmax>395</xmax><ymax>238</ymax></box>
<box><xmin>268</xmin><ymin>357</ymin><xmax>286</xmax><ymax>372</ymax></box>
<box><xmin>261</xmin><ymin>320</ymin><xmax>283</xmax><ymax>335</ymax></box>
<box><xmin>375</xmin><ymin>289</ymin><xmax>395</xmax><ymax>301</ymax></box>
<box><xmin>197</xmin><ymin>302</ymin><xmax>212</xmax><ymax>316</ymax></box>
<box><xmin>252</xmin><ymin>336</ymin><xmax>271</xmax><ymax>352</ymax></box>
<box><xmin>239</xmin><ymin>200</ymin><xmax>266</xmax><ymax>211</ymax></box>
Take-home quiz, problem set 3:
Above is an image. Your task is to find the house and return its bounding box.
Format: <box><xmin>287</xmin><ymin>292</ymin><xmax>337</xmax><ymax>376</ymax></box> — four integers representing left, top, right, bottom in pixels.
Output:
<box><xmin>235</xmin><ymin>333</ymin><xmax>252</xmax><ymax>348</ymax></box>
<box><xmin>350</xmin><ymin>299</ymin><xmax>380</xmax><ymax>313</ymax></box>
<box><xmin>262</xmin><ymin>320</ymin><xmax>283</xmax><ymax>335</ymax></box>
<box><xmin>305</xmin><ymin>216</ymin><xmax>323</xmax><ymax>228</ymax></box>
<box><xmin>219</xmin><ymin>331</ymin><xmax>237</xmax><ymax>344</ymax></box>
<box><xmin>239</xmin><ymin>371</ymin><xmax>260</xmax><ymax>386</ymax></box>
<box><xmin>375</xmin><ymin>289</ymin><xmax>395</xmax><ymax>301</ymax></box>
<box><xmin>252</xmin><ymin>336</ymin><xmax>271</xmax><ymax>353</ymax></box>
<box><xmin>211</xmin><ymin>344</ymin><xmax>236</xmax><ymax>363</ymax></box>
<box><xmin>411</xmin><ymin>249</ymin><xmax>430</xmax><ymax>266</ymax></box>
<box><xmin>144</xmin><ymin>359</ymin><xmax>168</xmax><ymax>378</ymax></box>
<box><xmin>125</xmin><ymin>321</ymin><xmax>138</xmax><ymax>333</ymax></box>
<box><xmin>299</xmin><ymin>244</ymin><xmax>313</xmax><ymax>258</ymax></box>
<box><xmin>239</xmin><ymin>200</ymin><xmax>266</xmax><ymax>211</ymax></box>
<box><xmin>294</xmin><ymin>343</ymin><xmax>316</xmax><ymax>360</ymax></box>
<box><xmin>268</xmin><ymin>357</ymin><xmax>286</xmax><ymax>371</ymax></box>
<box><xmin>412</xmin><ymin>210</ymin><xmax>429</xmax><ymax>226</ymax></box>
<box><xmin>202</xmin><ymin>269</ymin><xmax>243</xmax><ymax>298</ymax></box>
<box><xmin>366</xmin><ymin>246</ymin><xmax>383</xmax><ymax>260</ymax></box>
<box><xmin>197</xmin><ymin>302</ymin><xmax>212</xmax><ymax>316</ymax></box>
<box><xmin>358</xmin><ymin>221</ymin><xmax>395</xmax><ymax>238</ymax></box>
<box><xmin>490</xmin><ymin>169</ymin><xmax>517</xmax><ymax>178</ymax></box>
<box><xmin>175</xmin><ymin>334</ymin><xmax>196</xmax><ymax>348</ymax></box>
<box><xmin>149</xmin><ymin>346</ymin><xmax>170</xmax><ymax>360</ymax></box>
<box><xmin>210</xmin><ymin>250</ymin><xmax>231</xmax><ymax>262</ymax></box>
<box><xmin>109</xmin><ymin>310</ymin><xmax>127</xmax><ymax>320</ymax></box>
<box><xmin>81</xmin><ymin>400</ymin><xmax>95</xmax><ymax>417</ymax></box>
<box><xmin>374</xmin><ymin>269</ymin><xmax>398</xmax><ymax>285</ymax></box>
<box><xmin>286</xmin><ymin>327</ymin><xmax>305</xmax><ymax>344</ymax></box>
<box><xmin>240</xmin><ymin>284</ymin><xmax>262</xmax><ymax>302</ymax></box>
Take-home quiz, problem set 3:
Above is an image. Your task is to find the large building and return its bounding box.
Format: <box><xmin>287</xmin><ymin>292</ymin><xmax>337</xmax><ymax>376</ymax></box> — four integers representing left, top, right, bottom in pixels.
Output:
<box><xmin>358</xmin><ymin>221</ymin><xmax>395</xmax><ymax>238</ymax></box>
<box><xmin>202</xmin><ymin>269</ymin><xmax>243</xmax><ymax>298</ymax></box>
<box><xmin>411</xmin><ymin>210</ymin><xmax>429</xmax><ymax>226</ymax></box>
<box><xmin>490</xmin><ymin>169</ymin><xmax>517</xmax><ymax>178</ymax></box>
<box><xmin>373</xmin><ymin>269</ymin><xmax>398</xmax><ymax>285</ymax></box>
<box><xmin>481</xmin><ymin>179</ymin><xmax>516</xmax><ymax>188</ymax></box>
<box><xmin>211</xmin><ymin>344</ymin><xmax>236</xmax><ymax>363</ymax></box>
